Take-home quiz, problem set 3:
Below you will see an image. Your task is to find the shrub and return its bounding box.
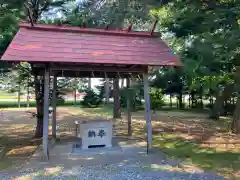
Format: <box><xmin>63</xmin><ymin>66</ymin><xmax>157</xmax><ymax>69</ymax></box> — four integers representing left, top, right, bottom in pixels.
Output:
<box><xmin>149</xmin><ymin>88</ymin><xmax>164</xmax><ymax>110</ymax></box>
<box><xmin>120</xmin><ymin>88</ymin><xmax>142</xmax><ymax>109</ymax></box>
<box><xmin>57</xmin><ymin>97</ymin><xmax>65</xmax><ymax>105</ymax></box>
<box><xmin>81</xmin><ymin>89</ymin><xmax>102</xmax><ymax>108</ymax></box>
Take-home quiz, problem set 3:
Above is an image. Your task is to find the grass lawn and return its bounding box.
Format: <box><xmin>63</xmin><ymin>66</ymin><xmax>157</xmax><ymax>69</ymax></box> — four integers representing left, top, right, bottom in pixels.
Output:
<box><xmin>69</xmin><ymin>105</ymin><xmax>240</xmax><ymax>179</ymax></box>
<box><xmin>0</xmin><ymin>100</ymin><xmax>83</xmax><ymax>108</ymax></box>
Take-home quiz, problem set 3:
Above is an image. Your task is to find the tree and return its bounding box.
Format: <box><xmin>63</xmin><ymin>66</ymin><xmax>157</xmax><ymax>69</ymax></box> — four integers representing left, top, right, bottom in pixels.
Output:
<box><xmin>0</xmin><ymin>0</ymin><xmax>72</xmax><ymax>137</ymax></box>
<box><xmin>150</xmin><ymin>0</ymin><xmax>240</xmax><ymax>132</ymax></box>
<box><xmin>231</xmin><ymin>66</ymin><xmax>240</xmax><ymax>133</ymax></box>
<box><xmin>2</xmin><ymin>63</ymin><xmax>33</xmax><ymax>107</ymax></box>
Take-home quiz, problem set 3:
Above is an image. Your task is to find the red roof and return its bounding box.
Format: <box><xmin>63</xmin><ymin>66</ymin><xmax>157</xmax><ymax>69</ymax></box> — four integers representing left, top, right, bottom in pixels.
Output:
<box><xmin>1</xmin><ymin>23</ymin><xmax>181</xmax><ymax>66</ymax></box>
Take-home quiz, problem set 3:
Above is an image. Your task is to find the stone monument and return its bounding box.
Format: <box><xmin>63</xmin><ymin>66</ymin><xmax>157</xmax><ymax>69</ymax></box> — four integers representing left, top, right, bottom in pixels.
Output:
<box><xmin>80</xmin><ymin>120</ymin><xmax>113</xmax><ymax>150</ymax></box>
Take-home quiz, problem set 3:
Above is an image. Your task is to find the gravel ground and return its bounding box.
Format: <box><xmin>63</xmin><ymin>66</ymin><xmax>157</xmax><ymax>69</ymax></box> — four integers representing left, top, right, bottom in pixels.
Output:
<box><xmin>0</xmin><ymin>163</ymin><xmax>225</xmax><ymax>180</ymax></box>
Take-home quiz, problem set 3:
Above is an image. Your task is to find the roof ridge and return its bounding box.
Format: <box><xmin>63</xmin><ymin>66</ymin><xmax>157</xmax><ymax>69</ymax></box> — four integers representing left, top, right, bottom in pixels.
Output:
<box><xmin>19</xmin><ymin>23</ymin><xmax>161</xmax><ymax>38</ymax></box>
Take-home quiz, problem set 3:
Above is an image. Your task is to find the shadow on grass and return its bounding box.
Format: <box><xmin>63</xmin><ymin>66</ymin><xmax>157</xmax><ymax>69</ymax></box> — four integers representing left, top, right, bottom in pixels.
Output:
<box><xmin>153</xmin><ymin>134</ymin><xmax>240</xmax><ymax>178</ymax></box>
<box><xmin>0</xmin><ymin>133</ymin><xmax>41</xmax><ymax>171</ymax></box>
<box><xmin>115</xmin><ymin>119</ymin><xmax>239</xmax><ymax>179</ymax></box>
<box><xmin>72</xmin><ymin>104</ymin><xmax>114</xmax><ymax>117</ymax></box>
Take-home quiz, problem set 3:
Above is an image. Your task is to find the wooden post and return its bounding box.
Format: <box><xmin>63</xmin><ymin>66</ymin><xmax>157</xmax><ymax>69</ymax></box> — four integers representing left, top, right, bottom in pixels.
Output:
<box><xmin>43</xmin><ymin>67</ymin><xmax>50</xmax><ymax>160</ymax></box>
<box><xmin>52</xmin><ymin>75</ymin><xmax>57</xmax><ymax>140</ymax></box>
<box><xmin>105</xmin><ymin>77</ymin><xmax>110</xmax><ymax>104</ymax></box>
<box><xmin>143</xmin><ymin>73</ymin><xmax>152</xmax><ymax>149</ymax></box>
<box><xmin>113</xmin><ymin>78</ymin><xmax>121</xmax><ymax>118</ymax></box>
<box><xmin>127</xmin><ymin>78</ymin><xmax>132</xmax><ymax>136</ymax></box>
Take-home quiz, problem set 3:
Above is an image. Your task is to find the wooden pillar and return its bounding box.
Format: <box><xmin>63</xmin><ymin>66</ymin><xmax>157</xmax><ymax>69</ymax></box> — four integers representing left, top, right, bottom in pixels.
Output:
<box><xmin>105</xmin><ymin>77</ymin><xmax>110</xmax><ymax>104</ymax></box>
<box><xmin>127</xmin><ymin>78</ymin><xmax>132</xmax><ymax>136</ymax></box>
<box><xmin>43</xmin><ymin>67</ymin><xmax>50</xmax><ymax>160</ymax></box>
<box><xmin>143</xmin><ymin>73</ymin><xmax>152</xmax><ymax>148</ymax></box>
<box><xmin>52</xmin><ymin>75</ymin><xmax>57</xmax><ymax>140</ymax></box>
<box><xmin>113</xmin><ymin>78</ymin><xmax>121</xmax><ymax>118</ymax></box>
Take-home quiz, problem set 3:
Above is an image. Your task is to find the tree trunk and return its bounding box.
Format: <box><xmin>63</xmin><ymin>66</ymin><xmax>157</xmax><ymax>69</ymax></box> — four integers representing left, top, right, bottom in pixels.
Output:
<box><xmin>209</xmin><ymin>88</ymin><xmax>214</xmax><ymax>107</ymax></box>
<box><xmin>113</xmin><ymin>78</ymin><xmax>121</xmax><ymax>118</ymax></box>
<box><xmin>34</xmin><ymin>75</ymin><xmax>44</xmax><ymax>138</ymax></box>
<box><xmin>121</xmin><ymin>79</ymin><xmax>124</xmax><ymax>89</ymax></box>
<box><xmin>210</xmin><ymin>96</ymin><xmax>213</xmax><ymax>106</ymax></box>
<box><xmin>191</xmin><ymin>91</ymin><xmax>195</xmax><ymax>108</ymax></box>
<box><xmin>131</xmin><ymin>79</ymin><xmax>137</xmax><ymax>111</ymax></box>
<box><xmin>209</xmin><ymin>79</ymin><xmax>213</xmax><ymax>106</ymax></box>
<box><xmin>210</xmin><ymin>84</ymin><xmax>234</xmax><ymax>119</ymax></box>
<box><xmin>178</xmin><ymin>78</ymin><xmax>184</xmax><ymax>109</ymax></box>
<box><xmin>176</xmin><ymin>98</ymin><xmax>179</xmax><ymax>108</ymax></box>
<box><xmin>126</xmin><ymin>78</ymin><xmax>132</xmax><ymax>136</ymax></box>
<box><xmin>74</xmin><ymin>88</ymin><xmax>77</xmax><ymax>106</ymax></box>
<box><xmin>88</xmin><ymin>78</ymin><xmax>91</xmax><ymax>89</ymax></box>
<box><xmin>188</xmin><ymin>93</ymin><xmax>191</xmax><ymax>108</ymax></box>
<box><xmin>170</xmin><ymin>93</ymin><xmax>173</xmax><ymax>108</ymax></box>
<box><xmin>27</xmin><ymin>76</ymin><xmax>30</xmax><ymax>108</ymax></box>
<box><xmin>232</xmin><ymin>66</ymin><xmax>240</xmax><ymax>133</ymax></box>
<box><xmin>231</xmin><ymin>96</ymin><xmax>240</xmax><ymax>134</ymax></box>
<box><xmin>17</xmin><ymin>85</ymin><xmax>21</xmax><ymax>108</ymax></box>
<box><xmin>178</xmin><ymin>93</ymin><xmax>183</xmax><ymax>109</ymax></box>
<box><xmin>200</xmin><ymin>85</ymin><xmax>203</xmax><ymax>109</ymax></box>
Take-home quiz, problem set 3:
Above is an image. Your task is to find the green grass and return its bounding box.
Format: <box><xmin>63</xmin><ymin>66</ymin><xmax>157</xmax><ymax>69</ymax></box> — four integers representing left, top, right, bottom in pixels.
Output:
<box><xmin>153</xmin><ymin>133</ymin><xmax>240</xmax><ymax>178</ymax></box>
<box><xmin>0</xmin><ymin>101</ymin><xmax>36</xmax><ymax>108</ymax></box>
<box><xmin>74</xmin><ymin>105</ymin><xmax>239</xmax><ymax>179</ymax></box>
<box><xmin>0</xmin><ymin>100</ymin><xmax>83</xmax><ymax>108</ymax></box>
<box><xmin>77</xmin><ymin>104</ymin><xmax>114</xmax><ymax>116</ymax></box>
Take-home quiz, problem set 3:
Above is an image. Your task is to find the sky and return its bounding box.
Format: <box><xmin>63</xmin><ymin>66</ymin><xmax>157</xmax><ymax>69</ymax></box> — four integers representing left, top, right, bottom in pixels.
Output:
<box><xmin>91</xmin><ymin>78</ymin><xmax>101</xmax><ymax>88</ymax></box>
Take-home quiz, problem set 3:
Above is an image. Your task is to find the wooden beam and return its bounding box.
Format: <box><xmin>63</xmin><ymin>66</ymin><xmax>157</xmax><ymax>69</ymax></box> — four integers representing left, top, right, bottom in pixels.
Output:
<box><xmin>150</xmin><ymin>20</ymin><xmax>158</xmax><ymax>35</ymax></box>
<box><xmin>43</xmin><ymin>67</ymin><xmax>50</xmax><ymax>160</ymax></box>
<box><xmin>35</xmin><ymin>70</ymin><xmax>140</xmax><ymax>78</ymax></box>
<box><xmin>50</xmin><ymin>65</ymin><xmax>145</xmax><ymax>73</ymax></box>
<box><xmin>127</xmin><ymin>78</ymin><xmax>132</xmax><ymax>136</ymax></box>
<box><xmin>143</xmin><ymin>72</ymin><xmax>152</xmax><ymax>150</ymax></box>
<box><xmin>52</xmin><ymin>75</ymin><xmax>57</xmax><ymax>141</ymax></box>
